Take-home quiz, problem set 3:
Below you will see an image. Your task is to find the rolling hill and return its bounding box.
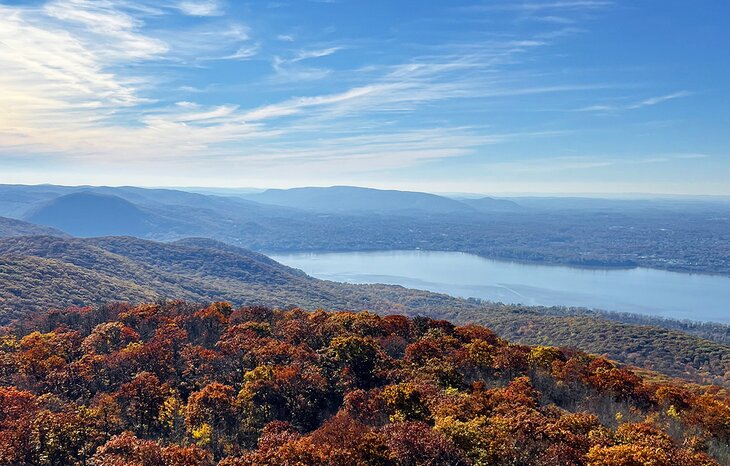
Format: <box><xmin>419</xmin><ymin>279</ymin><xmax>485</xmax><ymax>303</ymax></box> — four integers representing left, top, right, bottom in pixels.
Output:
<box><xmin>247</xmin><ymin>186</ymin><xmax>479</xmax><ymax>215</ymax></box>
<box><xmin>462</xmin><ymin>304</ymin><xmax>730</xmax><ymax>387</ymax></box>
<box><xmin>459</xmin><ymin>196</ymin><xmax>524</xmax><ymax>212</ymax></box>
<box><xmin>26</xmin><ymin>192</ymin><xmax>154</xmax><ymax>237</ymax></box>
<box><xmin>0</xmin><ymin>216</ymin><xmax>66</xmax><ymax>238</ymax></box>
<box><xmin>0</xmin><ymin>235</ymin><xmax>475</xmax><ymax>324</ymax></box>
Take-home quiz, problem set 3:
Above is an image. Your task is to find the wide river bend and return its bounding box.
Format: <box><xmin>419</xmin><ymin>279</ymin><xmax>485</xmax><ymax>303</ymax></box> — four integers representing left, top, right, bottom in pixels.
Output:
<box><xmin>270</xmin><ymin>250</ymin><xmax>730</xmax><ymax>324</ymax></box>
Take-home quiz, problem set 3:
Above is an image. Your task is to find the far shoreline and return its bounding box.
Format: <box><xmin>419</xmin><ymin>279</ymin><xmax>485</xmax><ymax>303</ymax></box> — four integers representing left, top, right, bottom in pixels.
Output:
<box><xmin>260</xmin><ymin>246</ymin><xmax>730</xmax><ymax>278</ymax></box>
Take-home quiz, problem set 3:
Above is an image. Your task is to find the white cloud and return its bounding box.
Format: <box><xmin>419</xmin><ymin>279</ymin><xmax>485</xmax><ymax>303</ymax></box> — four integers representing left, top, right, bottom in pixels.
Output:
<box><xmin>0</xmin><ymin>0</ymin><xmax>260</xmax><ymax>161</ymax></box>
<box><xmin>270</xmin><ymin>56</ymin><xmax>331</xmax><ymax>82</ymax></box>
<box><xmin>627</xmin><ymin>91</ymin><xmax>692</xmax><ymax>109</ymax></box>
<box><xmin>222</xmin><ymin>43</ymin><xmax>260</xmax><ymax>60</ymax></box>
<box><xmin>267</xmin><ymin>46</ymin><xmax>343</xmax><ymax>82</ymax></box>
<box><xmin>0</xmin><ymin>2</ymin><xmax>162</xmax><ymax>116</ymax></box>
<box><xmin>176</xmin><ymin>0</ymin><xmax>224</xmax><ymax>17</ymax></box>
<box><xmin>577</xmin><ymin>91</ymin><xmax>692</xmax><ymax>113</ymax></box>
<box><xmin>480</xmin><ymin>1</ymin><xmax>613</xmax><ymax>11</ymax></box>
<box><xmin>1</xmin><ymin>0</ymin><xmax>666</xmax><ymax>187</ymax></box>
<box><xmin>292</xmin><ymin>46</ymin><xmax>342</xmax><ymax>62</ymax></box>
<box><xmin>0</xmin><ymin>0</ymin><xmax>616</xmax><ymax>174</ymax></box>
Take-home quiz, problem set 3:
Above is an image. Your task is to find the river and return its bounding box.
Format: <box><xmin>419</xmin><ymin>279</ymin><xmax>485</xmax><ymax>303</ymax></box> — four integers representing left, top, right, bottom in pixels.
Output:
<box><xmin>270</xmin><ymin>250</ymin><xmax>730</xmax><ymax>324</ymax></box>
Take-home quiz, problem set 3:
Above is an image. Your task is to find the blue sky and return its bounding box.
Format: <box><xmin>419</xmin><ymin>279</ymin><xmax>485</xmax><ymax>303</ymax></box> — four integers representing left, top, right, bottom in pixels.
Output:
<box><xmin>0</xmin><ymin>0</ymin><xmax>728</xmax><ymax>194</ymax></box>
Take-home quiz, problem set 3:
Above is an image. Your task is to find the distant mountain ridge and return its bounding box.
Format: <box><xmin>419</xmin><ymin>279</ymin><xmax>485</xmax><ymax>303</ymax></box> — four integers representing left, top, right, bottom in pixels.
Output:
<box><xmin>3</xmin><ymin>185</ymin><xmax>319</xmax><ymax>242</ymax></box>
<box><xmin>459</xmin><ymin>196</ymin><xmax>523</xmax><ymax>212</ymax></box>
<box><xmin>247</xmin><ymin>186</ymin><xmax>483</xmax><ymax>214</ymax></box>
<box><xmin>26</xmin><ymin>192</ymin><xmax>152</xmax><ymax>237</ymax></box>
<box><xmin>2</xmin><ymin>183</ymin><xmax>729</xmax><ymax>276</ymax></box>
<box><xmin>0</xmin><ymin>184</ymin><xmax>285</xmax><ymax>219</ymax></box>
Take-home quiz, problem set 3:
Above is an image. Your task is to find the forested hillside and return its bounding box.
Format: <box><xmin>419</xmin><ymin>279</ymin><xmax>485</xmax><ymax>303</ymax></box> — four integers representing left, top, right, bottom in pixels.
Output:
<box><xmin>2</xmin><ymin>235</ymin><xmax>729</xmax><ymax>388</ymax></box>
<box><xmin>0</xmin><ymin>236</ymin><xmax>476</xmax><ymax>324</ymax></box>
<box><xmin>0</xmin><ymin>216</ymin><xmax>66</xmax><ymax>238</ymax></box>
<box><xmin>1</xmin><ymin>303</ymin><xmax>727</xmax><ymax>465</ymax></box>
<box><xmin>465</xmin><ymin>305</ymin><xmax>730</xmax><ymax>387</ymax></box>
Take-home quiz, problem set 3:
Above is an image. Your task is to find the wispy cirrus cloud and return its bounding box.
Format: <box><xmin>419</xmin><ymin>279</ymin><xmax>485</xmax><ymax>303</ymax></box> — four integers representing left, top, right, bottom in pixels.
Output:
<box><xmin>268</xmin><ymin>46</ymin><xmax>343</xmax><ymax>82</ymax></box>
<box><xmin>0</xmin><ymin>0</ymin><xmax>258</xmax><ymax>160</ymax></box>
<box><xmin>4</xmin><ymin>0</ymin><xmax>689</xmax><ymax>188</ymax></box>
<box><xmin>221</xmin><ymin>43</ymin><xmax>260</xmax><ymax>60</ymax></box>
<box><xmin>292</xmin><ymin>46</ymin><xmax>342</xmax><ymax>62</ymax></box>
<box><xmin>0</xmin><ymin>0</ymin><xmax>611</xmax><ymax>170</ymax></box>
<box><xmin>270</xmin><ymin>56</ymin><xmax>332</xmax><ymax>82</ymax></box>
<box><xmin>481</xmin><ymin>1</ymin><xmax>613</xmax><ymax>11</ymax></box>
<box><xmin>627</xmin><ymin>91</ymin><xmax>693</xmax><ymax>109</ymax></box>
<box><xmin>0</xmin><ymin>2</ymin><xmax>162</xmax><ymax>116</ymax></box>
<box><xmin>478</xmin><ymin>153</ymin><xmax>710</xmax><ymax>175</ymax></box>
<box><xmin>577</xmin><ymin>91</ymin><xmax>692</xmax><ymax>113</ymax></box>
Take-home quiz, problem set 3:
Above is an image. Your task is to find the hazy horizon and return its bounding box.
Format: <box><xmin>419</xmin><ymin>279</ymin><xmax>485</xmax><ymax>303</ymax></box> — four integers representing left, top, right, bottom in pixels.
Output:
<box><xmin>4</xmin><ymin>181</ymin><xmax>730</xmax><ymax>201</ymax></box>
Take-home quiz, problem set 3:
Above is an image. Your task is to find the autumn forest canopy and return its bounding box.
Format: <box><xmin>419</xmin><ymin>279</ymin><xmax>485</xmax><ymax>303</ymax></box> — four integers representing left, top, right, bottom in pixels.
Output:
<box><xmin>1</xmin><ymin>301</ymin><xmax>729</xmax><ymax>465</ymax></box>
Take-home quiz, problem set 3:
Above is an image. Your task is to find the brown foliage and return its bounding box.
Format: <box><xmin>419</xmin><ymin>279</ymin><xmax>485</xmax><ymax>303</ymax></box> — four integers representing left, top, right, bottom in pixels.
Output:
<box><xmin>0</xmin><ymin>302</ymin><xmax>726</xmax><ymax>465</ymax></box>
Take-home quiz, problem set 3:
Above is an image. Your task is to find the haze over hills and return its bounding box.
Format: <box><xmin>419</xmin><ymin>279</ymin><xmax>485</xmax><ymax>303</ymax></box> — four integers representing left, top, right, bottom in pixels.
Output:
<box><xmin>0</xmin><ymin>184</ymin><xmax>728</xmax><ymax>386</ymax></box>
<box><xmin>26</xmin><ymin>192</ymin><xmax>153</xmax><ymax>237</ymax></box>
<box><xmin>246</xmin><ymin>186</ymin><xmax>482</xmax><ymax>215</ymax></box>
<box><xmin>458</xmin><ymin>196</ymin><xmax>524</xmax><ymax>213</ymax></box>
<box><xmin>3</xmin><ymin>184</ymin><xmax>730</xmax><ymax>275</ymax></box>
<box><xmin>0</xmin><ymin>216</ymin><xmax>66</xmax><ymax>238</ymax></box>
<box><xmin>501</xmin><ymin>196</ymin><xmax>730</xmax><ymax>212</ymax></box>
<box><xmin>9</xmin><ymin>186</ymin><xmax>310</xmax><ymax>242</ymax></box>
<box><xmin>0</xmin><ymin>183</ymin><xmax>724</xmax><ymax>388</ymax></box>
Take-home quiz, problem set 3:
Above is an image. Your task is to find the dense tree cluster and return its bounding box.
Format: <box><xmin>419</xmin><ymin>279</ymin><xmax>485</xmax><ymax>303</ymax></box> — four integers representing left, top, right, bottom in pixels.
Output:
<box><xmin>470</xmin><ymin>305</ymin><xmax>730</xmax><ymax>386</ymax></box>
<box><xmin>1</xmin><ymin>301</ymin><xmax>729</xmax><ymax>465</ymax></box>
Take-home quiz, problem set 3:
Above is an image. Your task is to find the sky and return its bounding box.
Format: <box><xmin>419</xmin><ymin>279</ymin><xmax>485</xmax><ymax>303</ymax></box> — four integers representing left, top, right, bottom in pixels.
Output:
<box><xmin>0</xmin><ymin>0</ymin><xmax>728</xmax><ymax>194</ymax></box>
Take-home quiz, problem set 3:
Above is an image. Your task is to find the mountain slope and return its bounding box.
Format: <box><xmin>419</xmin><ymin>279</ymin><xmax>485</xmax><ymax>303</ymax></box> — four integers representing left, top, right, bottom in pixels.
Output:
<box><xmin>460</xmin><ymin>196</ymin><xmax>524</xmax><ymax>212</ymax></box>
<box><xmin>465</xmin><ymin>305</ymin><xmax>730</xmax><ymax>386</ymax></box>
<box><xmin>248</xmin><ymin>186</ymin><xmax>477</xmax><ymax>215</ymax></box>
<box><xmin>0</xmin><ymin>184</ymin><xmax>72</xmax><ymax>218</ymax></box>
<box><xmin>0</xmin><ymin>256</ymin><xmax>158</xmax><ymax>311</ymax></box>
<box><xmin>0</xmin><ymin>216</ymin><xmax>66</xmax><ymax>238</ymax></box>
<box><xmin>26</xmin><ymin>192</ymin><xmax>153</xmax><ymax>237</ymax></box>
<box><xmin>0</xmin><ymin>235</ymin><xmax>475</xmax><ymax>323</ymax></box>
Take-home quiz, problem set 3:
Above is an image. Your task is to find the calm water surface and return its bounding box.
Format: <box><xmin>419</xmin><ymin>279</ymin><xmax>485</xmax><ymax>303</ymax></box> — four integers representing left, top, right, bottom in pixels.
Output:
<box><xmin>270</xmin><ymin>250</ymin><xmax>730</xmax><ymax>324</ymax></box>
